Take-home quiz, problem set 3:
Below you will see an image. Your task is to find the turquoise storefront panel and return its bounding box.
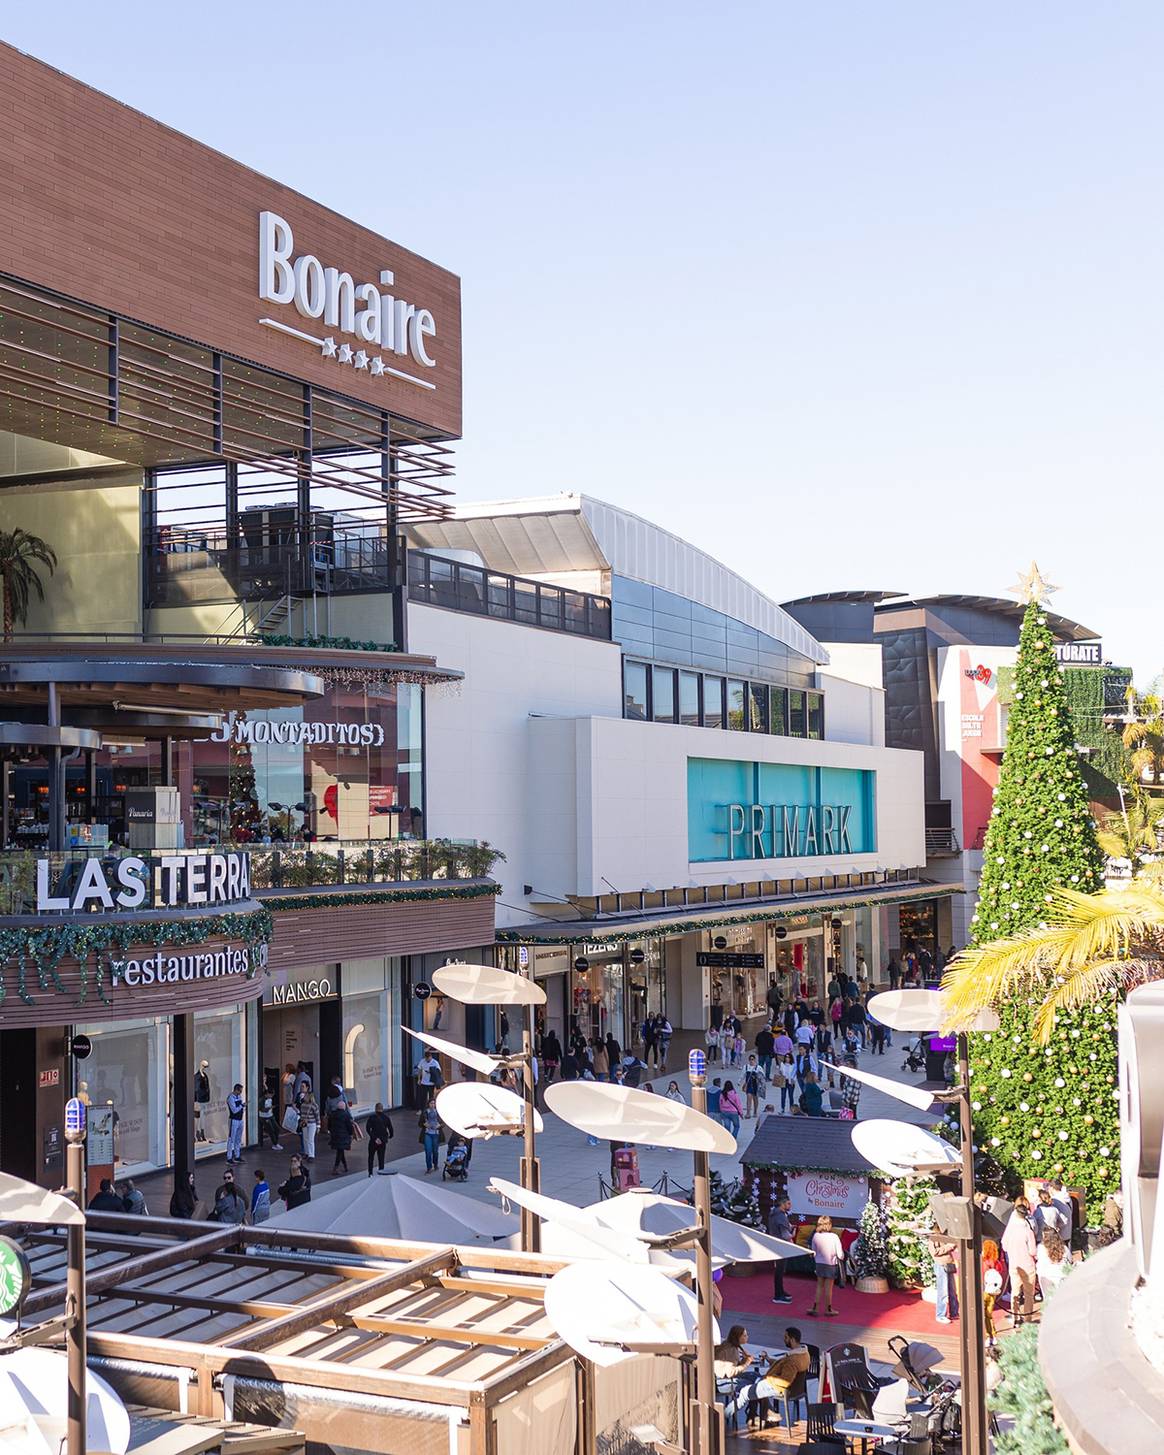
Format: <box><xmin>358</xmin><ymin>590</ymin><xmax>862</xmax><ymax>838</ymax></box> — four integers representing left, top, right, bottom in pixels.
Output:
<box><xmin>687</xmin><ymin>757</ymin><xmax>877</xmax><ymax>863</ymax></box>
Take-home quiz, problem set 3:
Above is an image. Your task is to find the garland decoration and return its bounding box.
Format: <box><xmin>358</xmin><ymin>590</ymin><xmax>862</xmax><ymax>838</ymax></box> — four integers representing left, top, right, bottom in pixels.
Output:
<box><xmin>496</xmin><ymin>881</ymin><xmax>960</xmax><ymax>943</ymax></box>
<box><xmin>0</xmin><ymin>906</ymin><xmax>273</xmax><ymax>1009</ymax></box>
<box><xmin>260</xmin><ymin>882</ymin><xmax>501</xmax><ymax>911</ymax></box>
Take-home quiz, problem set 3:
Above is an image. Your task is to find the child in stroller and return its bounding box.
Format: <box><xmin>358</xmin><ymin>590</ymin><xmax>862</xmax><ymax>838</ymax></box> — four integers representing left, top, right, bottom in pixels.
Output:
<box><xmin>901</xmin><ymin>1035</ymin><xmax>926</xmax><ymax>1073</ymax></box>
<box><xmin>443</xmin><ymin>1135</ymin><xmax>470</xmax><ymax>1181</ymax></box>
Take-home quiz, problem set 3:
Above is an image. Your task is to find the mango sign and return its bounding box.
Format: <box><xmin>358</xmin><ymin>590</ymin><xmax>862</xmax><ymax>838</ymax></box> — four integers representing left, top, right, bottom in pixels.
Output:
<box><xmin>787</xmin><ymin>1171</ymin><xmax>867</xmax><ymax>1222</ymax></box>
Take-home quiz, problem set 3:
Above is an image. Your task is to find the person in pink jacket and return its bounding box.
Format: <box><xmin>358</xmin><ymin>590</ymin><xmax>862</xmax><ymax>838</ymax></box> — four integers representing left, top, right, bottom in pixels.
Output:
<box><xmin>1002</xmin><ymin>1197</ymin><xmax>1038</xmax><ymax>1325</ymax></box>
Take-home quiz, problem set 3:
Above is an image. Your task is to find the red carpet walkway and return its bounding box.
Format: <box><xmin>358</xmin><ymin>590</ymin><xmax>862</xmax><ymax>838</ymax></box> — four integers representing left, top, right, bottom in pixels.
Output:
<box><xmin>722</xmin><ymin>1270</ymin><xmax>953</xmax><ymax>1337</ymax></box>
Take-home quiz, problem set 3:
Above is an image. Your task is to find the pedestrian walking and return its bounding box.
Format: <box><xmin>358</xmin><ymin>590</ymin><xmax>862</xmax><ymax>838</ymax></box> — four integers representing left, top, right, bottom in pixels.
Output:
<box><xmin>250</xmin><ymin>1169</ymin><xmax>271</xmax><ymax>1223</ymax></box>
<box><xmin>798</xmin><ymin>1072</ymin><xmax>823</xmax><ymax>1116</ymax></box>
<box><xmin>719</xmin><ymin>1081</ymin><xmax>743</xmax><ymax>1138</ymax></box>
<box><xmin>1002</xmin><ymin>1197</ymin><xmax>1038</xmax><ymax>1325</ymax></box>
<box><xmin>211</xmin><ymin>1170</ymin><xmax>248</xmax><ymax>1224</ymax></box>
<box><xmin>297</xmin><ymin>1083</ymin><xmax>320</xmax><ymax>1161</ymax></box>
<box><xmin>419</xmin><ymin>1092</ymin><xmax>443</xmax><ymax>1173</ymax></box>
<box><xmin>226</xmin><ymin>1083</ymin><xmax>245</xmax><ymax>1163</ymax></box>
<box><xmin>278</xmin><ymin>1154</ymin><xmax>312</xmax><ymax>1209</ymax></box>
<box><xmin>665</xmin><ymin>1080</ymin><xmax>685</xmax><ymax>1104</ymax></box>
<box><xmin>775</xmin><ymin>1055</ymin><xmax>796</xmax><ymax>1113</ymax></box>
<box><xmin>755</xmin><ymin>1023</ymin><xmax>775</xmax><ymax>1079</ymax></box>
<box><xmin>840</xmin><ymin>1055</ymin><xmax>862</xmax><ymax>1119</ymax></box>
<box><xmin>743</xmin><ymin>1055</ymin><xmax>764</xmax><ymax>1119</ymax></box>
<box><xmin>365</xmin><ymin>1102</ymin><xmax>394</xmax><ymax>1175</ymax></box>
<box><xmin>657</xmin><ymin>1016</ymin><xmax>672</xmax><ymax>1070</ymax></box>
<box><xmin>541</xmin><ymin>1029</ymin><xmax>562</xmax><ymax>1085</ymax></box>
<box><xmin>328</xmin><ymin>1098</ymin><xmax>355</xmax><ymax>1175</ymax></box>
<box><xmin>169</xmin><ymin>1171</ymin><xmax>199</xmax><ymax>1220</ymax></box>
<box><xmin>591</xmin><ymin>1038</ymin><xmax>609</xmax><ymax>1080</ymax></box>
<box><xmin>705</xmin><ymin>1022</ymin><xmax>721</xmax><ymax>1067</ymax></box>
<box><xmin>1036</xmin><ymin>1229</ymin><xmax>1070</xmax><ymax>1294</ymax></box>
<box><xmin>258</xmin><ymin>1086</ymin><xmax>284</xmax><ymax>1150</ymax></box>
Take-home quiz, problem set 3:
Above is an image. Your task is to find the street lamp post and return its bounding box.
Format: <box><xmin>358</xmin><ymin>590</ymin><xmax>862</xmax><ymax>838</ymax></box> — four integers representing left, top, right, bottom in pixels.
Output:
<box><xmin>686</xmin><ymin>1049</ymin><xmax>724</xmax><ymax>1455</ymax></box>
<box><xmin>63</xmin><ymin>1096</ymin><xmax>87</xmax><ymax>1455</ymax></box>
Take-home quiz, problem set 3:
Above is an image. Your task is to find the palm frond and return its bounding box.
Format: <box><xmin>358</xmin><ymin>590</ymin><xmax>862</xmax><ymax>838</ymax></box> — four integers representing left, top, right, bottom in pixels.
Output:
<box><xmin>941</xmin><ymin>882</ymin><xmax>1164</xmax><ymax>1031</ymax></box>
<box><xmin>1031</xmin><ymin>957</ymin><xmax>1160</xmax><ymax>1041</ymax></box>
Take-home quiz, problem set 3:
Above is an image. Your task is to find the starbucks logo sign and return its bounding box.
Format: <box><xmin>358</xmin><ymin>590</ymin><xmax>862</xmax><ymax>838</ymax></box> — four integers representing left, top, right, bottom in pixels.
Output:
<box><xmin>0</xmin><ymin>1236</ymin><xmax>30</xmax><ymax>1317</ymax></box>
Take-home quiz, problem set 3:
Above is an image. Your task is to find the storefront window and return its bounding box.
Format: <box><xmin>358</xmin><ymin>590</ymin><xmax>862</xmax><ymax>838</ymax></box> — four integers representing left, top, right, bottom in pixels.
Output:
<box><xmin>342</xmin><ymin>957</ymin><xmax>396</xmax><ymax>1111</ymax></box>
<box><xmin>76</xmin><ymin>1017</ymin><xmax>167</xmax><ymax>1173</ymax></box>
<box><xmin>624</xmin><ymin>661</ymin><xmax>648</xmax><ymax>720</ymax></box>
<box><xmin>626</xmin><ymin>941</ymin><xmax>665</xmax><ymax>1050</ymax></box>
<box><xmin>194</xmin><ymin>1005</ymin><xmax>246</xmax><ymax>1151</ymax></box>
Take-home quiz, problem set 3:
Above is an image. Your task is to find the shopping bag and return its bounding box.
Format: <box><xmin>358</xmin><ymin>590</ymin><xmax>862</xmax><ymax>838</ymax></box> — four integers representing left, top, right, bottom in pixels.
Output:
<box><xmin>281</xmin><ymin>1105</ymin><xmax>300</xmax><ymax>1133</ymax></box>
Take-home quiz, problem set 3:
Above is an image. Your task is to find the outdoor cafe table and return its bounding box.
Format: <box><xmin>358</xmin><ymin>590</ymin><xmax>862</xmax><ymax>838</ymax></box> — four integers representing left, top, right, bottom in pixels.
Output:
<box><xmin>833</xmin><ymin>1417</ymin><xmax>901</xmax><ymax>1453</ymax></box>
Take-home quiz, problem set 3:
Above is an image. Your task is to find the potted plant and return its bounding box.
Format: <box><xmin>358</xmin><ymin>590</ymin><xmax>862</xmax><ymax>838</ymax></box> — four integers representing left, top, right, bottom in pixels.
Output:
<box><xmin>849</xmin><ymin>1197</ymin><xmax>891</xmax><ymax>1294</ymax></box>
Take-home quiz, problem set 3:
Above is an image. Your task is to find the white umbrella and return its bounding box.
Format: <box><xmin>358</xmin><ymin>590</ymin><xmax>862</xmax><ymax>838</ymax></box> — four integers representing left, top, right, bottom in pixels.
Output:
<box><xmin>271</xmin><ymin>1172</ymin><xmax>518</xmax><ymax>1242</ymax></box>
<box><xmin>0</xmin><ymin>1348</ymin><xmax>129</xmax><ymax>1454</ymax></box>
<box><xmin>582</xmin><ymin>1188</ymin><xmax>804</xmax><ymax>1264</ymax></box>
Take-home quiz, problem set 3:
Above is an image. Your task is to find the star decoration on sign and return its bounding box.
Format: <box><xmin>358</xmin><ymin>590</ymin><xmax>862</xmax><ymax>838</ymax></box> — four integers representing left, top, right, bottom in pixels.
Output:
<box><xmin>370</xmin><ymin>357</ymin><xmax>385</xmax><ymax>376</ymax></box>
<box><xmin>1007</xmin><ymin>561</ymin><xmax>1060</xmax><ymax>604</ymax></box>
<box><xmin>354</xmin><ymin>350</ymin><xmax>369</xmax><ymax>370</ymax></box>
<box><xmin>337</xmin><ymin>342</ymin><xmax>354</xmax><ymax>364</ymax></box>
<box><xmin>320</xmin><ymin>337</ymin><xmax>337</xmax><ymax>357</ymax></box>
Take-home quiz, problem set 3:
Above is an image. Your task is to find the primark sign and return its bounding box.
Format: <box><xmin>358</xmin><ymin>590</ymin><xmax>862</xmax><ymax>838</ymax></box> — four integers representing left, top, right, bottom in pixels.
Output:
<box><xmin>687</xmin><ymin>758</ymin><xmax>877</xmax><ymax>865</ymax></box>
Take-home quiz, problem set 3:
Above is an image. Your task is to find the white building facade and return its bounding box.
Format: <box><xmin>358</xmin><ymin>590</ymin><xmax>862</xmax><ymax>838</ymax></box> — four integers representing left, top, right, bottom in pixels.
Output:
<box><xmin>407</xmin><ymin>496</ymin><xmax>936</xmax><ymax>1050</ymax></box>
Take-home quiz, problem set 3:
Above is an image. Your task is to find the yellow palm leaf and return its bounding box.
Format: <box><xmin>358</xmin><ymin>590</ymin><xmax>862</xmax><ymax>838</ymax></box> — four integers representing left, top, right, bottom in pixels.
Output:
<box><xmin>941</xmin><ymin>881</ymin><xmax>1164</xmax><ymax>1043</ymax></box>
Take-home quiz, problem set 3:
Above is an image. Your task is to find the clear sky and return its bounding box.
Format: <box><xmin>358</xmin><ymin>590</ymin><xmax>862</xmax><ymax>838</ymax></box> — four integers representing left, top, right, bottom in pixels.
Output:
<box><xmin>6</xmin><ymin>4</ymin><xmax>1161</xmax><ymax>678</ymax></box>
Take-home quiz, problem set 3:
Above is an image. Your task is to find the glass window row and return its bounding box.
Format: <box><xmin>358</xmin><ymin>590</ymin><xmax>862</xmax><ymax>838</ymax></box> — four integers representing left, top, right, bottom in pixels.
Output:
<box><xmin>624</xmin><ymin>661</ymin><xmax>824</xmax><ymax>738</ymax></box>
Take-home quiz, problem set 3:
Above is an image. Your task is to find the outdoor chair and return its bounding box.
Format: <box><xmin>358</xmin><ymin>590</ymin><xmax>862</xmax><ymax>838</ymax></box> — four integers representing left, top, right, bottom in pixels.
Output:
<box><xmin>798</xmin><ymin>1401</ymin><xmax>844</xmax><ymax>1454</ymax></box>
<box><xmin>806</xmin><ymin>1342</ymin><xmax>822</xmax><ymax>1403</ymax></box>
<box><xmin>826</xmin><ymin>1341</ymin><xmax>891</xmax><ymax>1422</ymax></box>
<box><xmin>714</xmin><ymin>1374</ymin><xmax>746</xmax><ymax>1430</ymax></box>
<box><xmin>776</xmin><ymin>1366</ymin><xmax>811</xmax><ymax>1429</ymax></box>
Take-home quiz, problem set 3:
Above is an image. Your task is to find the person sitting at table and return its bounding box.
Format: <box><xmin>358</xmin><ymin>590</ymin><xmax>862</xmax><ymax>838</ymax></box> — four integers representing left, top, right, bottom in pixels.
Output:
<box><xmin>713</xmin><ymin>1324</ymin><xmax>754</xmax><ymax>1421</ymax></box>
<box><xmin>742</xmin><ymin>1325</ymin><xmax>811</xmax><ymax>1427</ymax></box>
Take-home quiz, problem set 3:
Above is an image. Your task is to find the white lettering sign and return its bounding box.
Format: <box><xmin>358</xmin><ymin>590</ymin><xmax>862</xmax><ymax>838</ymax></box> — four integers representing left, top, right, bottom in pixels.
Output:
<box><xmin>258</xmin><ymin>211</ymin><xmax>437</xmax><ymax>391</ymax></box>
<box><xmin>1054</xmin><ymin>641</ymin><xmax>1103</xmax><ymax>664</ymax></box>
<box><xmin>786</xmin><ymin>1171</ymin><xmax>868</xmax><ymax>1222</ymax></box>
<box><xmin>723</xmin><ymin>803</ymin><xmax>854</xmax><ymax>859</ymax></box>
<box><xmin>110</xmin><ymin>941</ymin><xmax>267</xmax><ymax>989</ymax></box>
<box><xmin>208</xmin><ymin>711</ymin><xmax>384</xmax><ymax>748</ymax></box>
<box><xmin>36</xmin><ymin>853</ymin><xmax>251</xmax><ymax>913</ymax></box>
<box><xmin>271</xmin><ymin>977</ymin><xmax>334</xmax><ymax>1006</ymax></box>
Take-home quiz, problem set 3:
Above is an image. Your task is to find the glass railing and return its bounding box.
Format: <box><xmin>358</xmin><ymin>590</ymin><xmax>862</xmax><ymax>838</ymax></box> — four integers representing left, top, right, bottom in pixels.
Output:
<box><xmin>0</xmin><ymin>839</ymin><xmax>505</xmax><ymax>916</ymax></box>
<box><xmin>408</xmin><ymin>552</ymin><xmax>612</xmax><ymax>640</ymax></box>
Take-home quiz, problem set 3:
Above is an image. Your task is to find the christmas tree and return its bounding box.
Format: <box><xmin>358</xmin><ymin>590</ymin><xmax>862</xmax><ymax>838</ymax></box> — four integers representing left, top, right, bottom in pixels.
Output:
<box><xmin>967</xmin><ymin>573</ymin><xmax>1116</xmax><ymax>1202</ymax></box>
<box><xmin>885</xmin><ymin>1176</ymin><xmax>935</xmax><ymax>1289</ymax></box>
<box><xmin>848</xmin><ymin>1198</ymin><xmax>889</xmax><ymax>1281</ymax></box>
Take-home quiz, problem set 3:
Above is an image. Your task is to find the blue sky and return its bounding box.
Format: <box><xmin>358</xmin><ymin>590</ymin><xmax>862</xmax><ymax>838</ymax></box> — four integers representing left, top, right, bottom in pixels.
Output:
<box><xmin>7</xmin><ymin>4</ymin><xmax>1161</xmax><ymax>678</ymax></box>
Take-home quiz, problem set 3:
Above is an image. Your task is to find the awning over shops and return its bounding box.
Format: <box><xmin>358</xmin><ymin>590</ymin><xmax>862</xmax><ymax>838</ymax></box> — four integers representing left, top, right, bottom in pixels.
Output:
<box><xmin>497</xmin><ymin>879</ymin><xmax>962</xmax><ymax>944</ymax></box>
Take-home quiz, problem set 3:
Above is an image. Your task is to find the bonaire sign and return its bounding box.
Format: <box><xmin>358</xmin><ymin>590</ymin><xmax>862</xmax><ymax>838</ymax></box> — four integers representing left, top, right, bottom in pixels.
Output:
<box><xmin>258</xmin><ymin>211</ymin><xmax>438</xmax><ymax>392</ymax></box>
<box><xmin>787</xmin><ymin>1171</ymin><xmax>868</xmax><ymax>1222</ymax></box>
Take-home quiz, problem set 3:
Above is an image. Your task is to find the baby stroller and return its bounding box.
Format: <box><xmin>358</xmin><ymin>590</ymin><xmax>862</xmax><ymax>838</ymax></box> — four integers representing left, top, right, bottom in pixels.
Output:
<box><xmin>901</xmin><ymin>1035</ymin><xmax>926</xmax><ymax>1074</ymax></box>
<box><xmin>443</xmin><ymin>1142</ymin><xmax>469</xmax><ymax>1181</ymax></box>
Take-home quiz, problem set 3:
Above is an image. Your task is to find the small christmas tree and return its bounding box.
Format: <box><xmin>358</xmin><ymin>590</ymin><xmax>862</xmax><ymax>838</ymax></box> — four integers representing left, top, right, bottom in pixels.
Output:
<box><xmin>726</xmin><ymin>1174</ymin><xmax>763</xmax><ymax>1228</ymax></box>
<box><xmin>848</xmin><ymin>1198</ymin><xmax>889</xmax><ymax>1282</ymax></box>
<box><xmin>886</xmin><ymin>1176</ymin><xmax>935</xmax><ymax>1289</ymax></box>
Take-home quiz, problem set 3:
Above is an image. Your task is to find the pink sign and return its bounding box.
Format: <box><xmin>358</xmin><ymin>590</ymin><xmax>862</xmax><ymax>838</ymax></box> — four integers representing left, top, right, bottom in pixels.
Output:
<box><xmin>787</xmin><ymin>1170</ymin><xmax>868</xmax><ymax>1222</ymax></box>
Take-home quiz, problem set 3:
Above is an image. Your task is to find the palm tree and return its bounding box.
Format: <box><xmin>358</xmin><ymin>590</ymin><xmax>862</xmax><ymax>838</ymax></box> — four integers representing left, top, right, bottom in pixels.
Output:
<box><xmin>0</xmin><ymin>528</ymin><xmax>57</xmax><ymax>642</ymax></box>
<box><xmin>1096</xmin><ymin>792</ymin><xmax>1164</xmax><ymax>864</ymax></box>
<box><xmin>942</xmin><ymin>875</ymin><xmax>1164</xmax><ymax>1043</ymax></box>
<box><xmin>1123</xmin><ymin>683</ymin><xmax>1164</xmax><ymax>791</ymax></box>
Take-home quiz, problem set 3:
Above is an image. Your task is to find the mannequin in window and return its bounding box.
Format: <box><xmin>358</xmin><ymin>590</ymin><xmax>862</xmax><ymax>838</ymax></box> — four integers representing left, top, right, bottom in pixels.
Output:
<box><xmin>194</xmin><ymin>1059</ymin><xmax>211</xmax><ymax>1143</ymax></box>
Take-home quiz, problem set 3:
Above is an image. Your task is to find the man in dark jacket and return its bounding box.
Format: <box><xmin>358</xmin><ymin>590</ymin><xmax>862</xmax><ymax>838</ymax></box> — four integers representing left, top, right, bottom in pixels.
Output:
<box><xmin>211</xmin><ymin>1171</ymin><xmax>248</xmax><ymax>1224</ymax></box>
<box><xmin>329</xmin><ymin>1098</ymin><xmax>355</xmax><ymax>1175</ymax></box>
<box><xmin>88</xmin><ymin>1178</ymin><xmax>127</xmax><ymax>1213</ymax></box>
<box><xmin>768</xmin><ymin>1195</ymin><xmax>794</xmax><ymax>1303</ymax></box>
<box><xmin>365</xmin><ymin>1103</ymin><xmax>394</xmax><ymax>1176</ymax></box>
<box><xmin>755</xmin><ymin>1024</ymin><xmax>775</xmax><ymax>1079</ymax></box>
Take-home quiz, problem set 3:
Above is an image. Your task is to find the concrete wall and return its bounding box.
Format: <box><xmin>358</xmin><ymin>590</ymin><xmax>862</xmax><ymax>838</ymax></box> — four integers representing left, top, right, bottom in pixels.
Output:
<box><xmin>1</xmin><ymin>472</ymin><xmax>143</xmax><ymax>636</ymax></box>
<box><xmin>406</xmin><ymin>603</ymin><xmax>624</xmax><ymax>925</ymax></box>
<box><xmin>528</xmin><ymin>715</ymin><xmax>926</xmax><ymax>900</ymax></box>
<box><xmin>819</xmin><ymin>671</ymin><xmax>886</xmax><ymax>747</ymax></box>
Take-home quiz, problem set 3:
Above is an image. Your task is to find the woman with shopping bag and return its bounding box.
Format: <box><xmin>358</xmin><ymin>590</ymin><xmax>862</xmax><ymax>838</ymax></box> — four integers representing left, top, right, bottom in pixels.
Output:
<box><xmin>296</xmin><ymin>1081</ymin><xmax>320</xmax><ymax>1162</ymax></box>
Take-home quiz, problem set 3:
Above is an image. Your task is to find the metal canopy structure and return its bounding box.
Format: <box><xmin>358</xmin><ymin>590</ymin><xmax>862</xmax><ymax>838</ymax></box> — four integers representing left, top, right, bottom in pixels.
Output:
<box><xmin>12</xmin><ymin>1213</ymin><xmax>684</xmax><ymax>1455</ymax></box>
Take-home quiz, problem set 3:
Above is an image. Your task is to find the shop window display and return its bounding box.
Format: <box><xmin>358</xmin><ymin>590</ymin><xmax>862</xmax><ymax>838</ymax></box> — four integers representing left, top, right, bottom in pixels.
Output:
<box><xmin>343</xmin><ymin>991</ymin><xmax>388</xmax><ymax>1112</ymax></box>
<box><xmin>194</xmin><ymin>1005</ymin><xmax>245</xmax><ymax>1150</ymax></box>
<box><xmin>76</xmin><ymin>1017</ymin><xmax>167</xmax><ymax>1172</ymax></box>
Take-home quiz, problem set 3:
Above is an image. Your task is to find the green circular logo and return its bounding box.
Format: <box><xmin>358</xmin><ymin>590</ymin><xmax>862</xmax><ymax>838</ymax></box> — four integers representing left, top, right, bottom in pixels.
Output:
<box><xmin>0</xmin><ymin>1237</ymin><xmax>30</xmax><ymax>1318</ymax></box>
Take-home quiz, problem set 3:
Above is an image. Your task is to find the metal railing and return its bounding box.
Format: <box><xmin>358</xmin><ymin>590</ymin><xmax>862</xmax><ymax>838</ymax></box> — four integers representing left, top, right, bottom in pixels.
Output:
<box><xmin>408</xmin><ymin>551</ymin><xmax>613</xmax><ymax>640</ymax></box>
<box><xmin>0</xmin><ymin>839</ymin><xmax>504</xmax><ymax>916</ymax></box>
<box><xmin>924</xmin><ymin>827</ymin><xmax>961</xmax><ymax>856</ymax></box>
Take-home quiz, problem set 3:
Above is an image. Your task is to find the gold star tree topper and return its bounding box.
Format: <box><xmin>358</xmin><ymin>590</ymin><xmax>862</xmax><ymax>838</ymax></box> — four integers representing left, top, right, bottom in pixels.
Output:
<box><xmin>1007</xmin><ymin>561</ymin><xmax>1059</xmax><ymax>604</ymax></box>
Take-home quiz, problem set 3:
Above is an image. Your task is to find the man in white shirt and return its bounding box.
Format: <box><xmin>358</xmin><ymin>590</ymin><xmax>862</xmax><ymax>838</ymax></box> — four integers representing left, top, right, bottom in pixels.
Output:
<box><xmin>794</xmin><ymin>1021</ymin><xmax>815</xmax><ymax>1049</ymax></box>
<box><xmin>1034</xmin><ymin>1186</ymin><xmax>1070</xmax><ymax>1244</ymax></box>
<box><xmin>417</xmin><ymin>1051</ymin><xmax>442</xmax><ymax>1088</ymax></box>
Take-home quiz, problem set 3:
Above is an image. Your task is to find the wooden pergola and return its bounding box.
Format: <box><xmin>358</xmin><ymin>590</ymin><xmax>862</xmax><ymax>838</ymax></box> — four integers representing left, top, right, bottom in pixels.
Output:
<box><xmin>15</xmin><ymin>1213</ymin><xmax>684</xmax><ymax>1455</ymax></box>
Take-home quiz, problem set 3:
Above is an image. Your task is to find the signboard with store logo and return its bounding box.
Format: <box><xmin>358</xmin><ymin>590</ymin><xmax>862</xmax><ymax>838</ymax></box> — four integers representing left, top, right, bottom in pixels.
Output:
<box><xmin>786</xmin><ymin>1169</ymin><xmax>868</xmax><ymax>1223</ymax></box>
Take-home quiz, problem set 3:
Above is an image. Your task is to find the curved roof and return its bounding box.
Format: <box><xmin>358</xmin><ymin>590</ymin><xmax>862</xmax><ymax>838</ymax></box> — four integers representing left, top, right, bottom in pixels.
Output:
<box><xmin>409</xmin><ymin>493</ymin><xmax>828</xmax><ymax>664</ymax></box>
<box><xmin>781</xmin><ymin>589</ymin><xmax>1100</xmax><ymax>644</ymax></box>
